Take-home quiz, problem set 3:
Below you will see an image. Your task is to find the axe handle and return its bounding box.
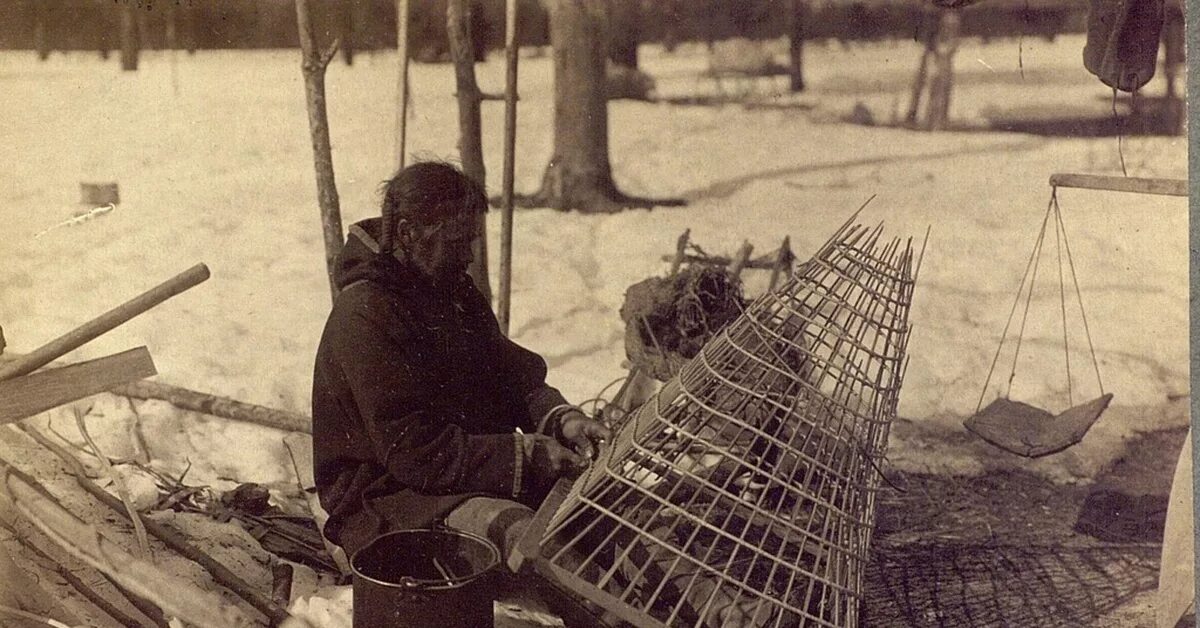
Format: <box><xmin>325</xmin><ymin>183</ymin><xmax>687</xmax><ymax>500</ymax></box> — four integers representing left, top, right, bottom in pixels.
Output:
<box><xmin>0</xmin><ymin>264</ymin><xmax>209</xmax><ymax>382</ymax></box>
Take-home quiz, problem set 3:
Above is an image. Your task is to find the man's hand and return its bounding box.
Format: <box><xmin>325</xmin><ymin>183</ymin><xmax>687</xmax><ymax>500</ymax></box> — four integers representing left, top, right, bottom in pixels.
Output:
<box><xmin>524</xmin><ymin>434</ymin><xmax>588</xmax><ymax>483</ymax></box>
<box><xmin>557</xmin><ymin>410</ymin><xmax>613</xmax><ymax>461</ymax></box>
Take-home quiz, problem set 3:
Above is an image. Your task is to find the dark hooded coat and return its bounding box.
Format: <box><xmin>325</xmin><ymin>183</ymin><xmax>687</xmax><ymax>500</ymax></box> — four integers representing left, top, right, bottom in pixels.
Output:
<box><xmin>312</xmin><ymin>219</ymin><xmax>568</xmax><ymax>556</ymax></box>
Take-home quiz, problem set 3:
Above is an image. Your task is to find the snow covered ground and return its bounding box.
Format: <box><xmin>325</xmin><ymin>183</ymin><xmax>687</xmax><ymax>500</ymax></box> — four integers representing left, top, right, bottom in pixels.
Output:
<box><xmin>0</xmin><ymin>34</ymin><xmax>1188</xmax><ymax>485</ymax></box>
<box><xmin>0</xmin><ymin>32</ymin><xmax>1189</xmax><ymax>628</ymax></box>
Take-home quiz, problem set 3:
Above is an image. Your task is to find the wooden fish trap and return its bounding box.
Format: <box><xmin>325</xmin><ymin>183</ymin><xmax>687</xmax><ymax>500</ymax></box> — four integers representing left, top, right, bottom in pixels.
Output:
<box><xmin>520</xmin><ymin>218</ymin><xmax>925</xmax><ymax>628</ymax></box>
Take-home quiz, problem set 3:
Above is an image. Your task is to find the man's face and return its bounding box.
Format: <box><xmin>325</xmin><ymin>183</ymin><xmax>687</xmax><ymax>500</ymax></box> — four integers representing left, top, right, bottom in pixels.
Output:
<box><xmin>404</xmin><ymin>213</ymin><xmax>477</xmax><ymax>283</ymax></box>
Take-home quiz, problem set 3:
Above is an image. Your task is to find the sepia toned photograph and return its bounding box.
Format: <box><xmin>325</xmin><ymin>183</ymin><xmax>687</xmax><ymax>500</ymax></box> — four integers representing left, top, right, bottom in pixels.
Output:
<box><xmin>0</xmin><ymin>0</ymin><xmax>1191</xmax><ymax>626</ymax></box>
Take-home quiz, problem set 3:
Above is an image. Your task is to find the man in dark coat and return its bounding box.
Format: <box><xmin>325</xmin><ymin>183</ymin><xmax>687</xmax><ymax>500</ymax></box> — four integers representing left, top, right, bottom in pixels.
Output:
<box><xmin>312</xmin><ymin>162</ymin><xmax>609</xmax><ymax>563</ymax></box>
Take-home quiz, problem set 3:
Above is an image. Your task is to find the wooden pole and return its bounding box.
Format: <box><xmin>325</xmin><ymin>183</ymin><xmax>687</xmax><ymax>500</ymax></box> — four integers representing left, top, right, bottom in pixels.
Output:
<box><xmin>0</xmin><ymin>264</ymin><xmax>209</xmax><ymax>383</ymax></box>
<box><xmin>447</xmin><ymin>0</ymin><xmax>493</xmax><ymax>304</ymax></box>
<box><xmin>497</xmin><ymin>0</ymin><xmax>520</xmax><ymax>336</ymax></box>
<box><xmin>1048</xmin><ymin>173</ymin><xmax>1188</xmax><ymax>198</ymax></box>
<box><xmin>296</xmin><ymin>0</ymin><xmax>346</xmax><ymax>303</ymax></box>
<box><xmin>396</xmin><ymin>0</ymin><xmax>411</xmax><ymax>170</ymax></box>
<box><xmin>112</xmin><ymin>379</ymin><xmax>312</xmax><ymax>434</ymax></box>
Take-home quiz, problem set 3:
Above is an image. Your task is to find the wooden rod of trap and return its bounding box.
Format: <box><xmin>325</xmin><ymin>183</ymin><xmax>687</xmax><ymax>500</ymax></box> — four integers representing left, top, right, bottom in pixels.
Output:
<box><xmin>1048</xmin><ymin>173</ymin><xmax>1188</xmax><ymax>198</ymax></box>
<box><xmin>497</xmin><ymin>0</ymin><xmax>519</xmax><ymax>336</ymax></box>
<box><xmin>0</xmin><ymin>264</ymin><xmax>210</xmax><ymax>383</ymax></box>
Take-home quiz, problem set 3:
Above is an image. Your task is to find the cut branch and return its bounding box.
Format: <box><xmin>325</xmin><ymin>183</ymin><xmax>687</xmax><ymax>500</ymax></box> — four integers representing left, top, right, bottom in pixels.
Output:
<box><xmin>295</xmin><ymin>0</ymin><xmax>346</xmax><ymax>302</ymax></box>
<box><xmin>113</xmin><ymin>379</ymin><xmax>312</xmax><ymax>434</ymax></box>
<box><xmin>74</xmin><ymin>406</ymin><xmax>152</xmax><ymax>561</ymax></box>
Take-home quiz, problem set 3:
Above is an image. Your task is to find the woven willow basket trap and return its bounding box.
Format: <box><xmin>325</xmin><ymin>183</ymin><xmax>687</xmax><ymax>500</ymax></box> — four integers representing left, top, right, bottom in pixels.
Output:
<box><xmin>522</xmin><ymin>218</ymin><xmax>924</xmax><ymax>628</ymax></box>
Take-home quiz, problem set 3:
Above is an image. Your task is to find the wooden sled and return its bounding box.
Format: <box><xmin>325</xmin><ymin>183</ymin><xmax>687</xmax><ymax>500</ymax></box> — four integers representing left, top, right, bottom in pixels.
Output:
<box><xmin>965</xmin><ymin>393</ymin><xmax>1113</xmax><ymax>458</ymax></box>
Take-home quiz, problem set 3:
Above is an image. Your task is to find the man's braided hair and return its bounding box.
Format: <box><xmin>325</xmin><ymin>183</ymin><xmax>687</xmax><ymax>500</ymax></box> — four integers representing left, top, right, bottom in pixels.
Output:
<box><xmin>379</xmin><ymin>161</ymin><xmax>488</xmax><ymax>254</ymax></box>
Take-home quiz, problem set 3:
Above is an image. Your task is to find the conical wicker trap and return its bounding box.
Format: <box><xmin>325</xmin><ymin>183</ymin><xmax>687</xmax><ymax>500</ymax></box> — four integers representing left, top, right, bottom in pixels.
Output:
<box><xmin>521</xmin><ymin>218</ymin><xmax>923</xmax><ymax>628</ymax></box>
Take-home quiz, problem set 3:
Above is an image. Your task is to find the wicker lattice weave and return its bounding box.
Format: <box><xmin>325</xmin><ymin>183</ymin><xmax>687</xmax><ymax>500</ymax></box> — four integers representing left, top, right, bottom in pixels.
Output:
<box><xmin>530</xmin><ymin>221</ymin><xmax>920</xmax><ymax>628</ymax></box>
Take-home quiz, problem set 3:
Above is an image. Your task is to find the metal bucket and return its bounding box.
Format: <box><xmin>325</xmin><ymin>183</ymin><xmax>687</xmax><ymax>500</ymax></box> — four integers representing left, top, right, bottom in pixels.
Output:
<box><xmin>351</xmin><ymin>528</ymin><xmax>500</xmax><ymax>628</ymax></box>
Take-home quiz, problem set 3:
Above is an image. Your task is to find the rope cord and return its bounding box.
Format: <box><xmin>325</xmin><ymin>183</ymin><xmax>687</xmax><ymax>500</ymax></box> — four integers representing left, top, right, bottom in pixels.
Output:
<box><xmin>974</xmin><ymin>195</ymin><xmax>1055</xmax><ymax>414</ymax></box>
<box><xmin>1053</xmin><ymin>189</ymin><xmax>1073</xmax><ymax>407</ymax></box>
<box><xmin>1052</xmin><ymin>192</ymin><xmax>1106</xmax><ymax>394</ymax></box>
<box><xmin>1005</xmin><ymin>196</ymin><xmax>1054</xmax><ymax>398</ymax></box>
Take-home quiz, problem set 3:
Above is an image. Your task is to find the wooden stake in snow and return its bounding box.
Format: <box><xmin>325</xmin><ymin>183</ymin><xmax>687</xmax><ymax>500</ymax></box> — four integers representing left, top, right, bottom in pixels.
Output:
<box><xmin>447</xmin><ymin>0</ymin><xmax>493</xmax><ymax>304</ymax></box>
<box><xmin>497</xmin><ymin>0</ymin><xmax>520</xmax><ymax>336</ymax></box>
<box><xmin>0</xmin><ymin>264</ymin><xmax>208</xmax><ymax>383</ymax></box>
<box><xmin>396</xmin><ymin>0</ymin><xmax>411</xmax><ymax>170</ymax></box>
<box><xmin>295</xmin><ymin>0</ymin><xmax>346</xmax><ymax>302</ymax></box>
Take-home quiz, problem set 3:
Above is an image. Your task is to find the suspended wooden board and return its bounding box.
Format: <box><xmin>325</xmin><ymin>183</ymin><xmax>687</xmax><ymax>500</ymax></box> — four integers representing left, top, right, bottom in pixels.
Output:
<box><xmin>964</xmin><ymin>393</ymin><xmax>1113</xmax><ymax>458</ymax></box>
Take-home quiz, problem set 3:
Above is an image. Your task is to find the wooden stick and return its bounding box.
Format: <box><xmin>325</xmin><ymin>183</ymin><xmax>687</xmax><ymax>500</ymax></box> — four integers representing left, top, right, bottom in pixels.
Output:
<box><xmin>112</xmin><ymin>379</ymin><xmax>312</xmax><ymax>434</ymax></box>
<box><xmin>396</xmin><ymin>0</ymin><xmax>411</xmax><ymax>169</ymax></box>
<box><xmin>19</xmin><ymin>427</ymin><xmax>290</xmax><ymax>626</ymax></box>
<box><xmin>74</xmin><ymin>406</ymin><xmax>152</xmax><ymax>561</ymax></box>
<box><xmin>661</xmin><ymin>253</ymin><xmax>785</xmax><ymax>270</ymax></box>
<box><xmin>0</xmin><ymin>456</ymin><xmax>258</xmax><ymax>628</ymax></box>
<box><xmin>727</xmin><ymin>241</ymin><xmax>755</xmax><ymax>279</ymax></box>
<box><xmin>497</xmin><ymin>0</ymin><xmax>520</xmax><ymax>336</ymax></box>
<box><xmin>1048</xmin><ymin>173</ymin><xmax>1188</xmax><ymax>197</ymax></box>
<box><xmin>0</xmin><ymin>347</ymin><xmax>156</xmax><ymax>425</ymax></box>
<box><xmin>768</xmin><ymin>236</ymin><xmax>793</xmax><ymax>291</ymax></box>
<box><xmin>668</xmin><ymin>230</ymin><xmax>691</xmax><ymax>276</ymax></box>
<box><xmin>0</xmin><ymin>352</ymin><xmax>310</xmax><ymax>434</ymax></box>
<box><xmin>295</xmin><ymin>0</ymin><xmax>346</xmax><ymax>302</ymax></box>
<box><xmin>0</xmin><ymin>265</ymin><xmax>207</xmax><ymax>383</ymax></box>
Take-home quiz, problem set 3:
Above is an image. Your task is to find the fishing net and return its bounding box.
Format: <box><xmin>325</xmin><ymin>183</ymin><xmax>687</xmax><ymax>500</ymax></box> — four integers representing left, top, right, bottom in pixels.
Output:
<box><xmin>863</xmin><ymin>542</ymin><xmax>1159</xmax><ymax>627</ymax></box>
<box><xmin>525</xmin><ymin>219</ymin><xmax>922</xmax><ymax>628</ymax></box>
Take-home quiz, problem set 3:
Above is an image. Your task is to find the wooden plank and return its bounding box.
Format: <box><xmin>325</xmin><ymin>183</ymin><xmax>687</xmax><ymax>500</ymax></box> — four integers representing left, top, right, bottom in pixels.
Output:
<box><xmin>1048</xmin><ymin>173</ymin><xmax>1188</xmax><ymax>198</ymax></box>
<box><xmin>0</xmin><ymin>347</ymin><xmax>156</xmax><ymax>424</ymax></box>
<box><xmin>0</xmin><ymin>264</ymin><xmax>207</xmax><ymax>382</ymax></box>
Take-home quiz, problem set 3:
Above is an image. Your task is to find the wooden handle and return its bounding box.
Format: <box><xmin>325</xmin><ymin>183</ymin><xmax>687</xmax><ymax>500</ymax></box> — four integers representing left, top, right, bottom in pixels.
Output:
<box><xmin>0</xmin><ymin>264</ymin><xmax>209</xmax><ymax>382</ymax></box>
<box><xmin>1049</xmin><ymin>173</ymin><xmax>1188</xmax><ymax>198</ymax></box>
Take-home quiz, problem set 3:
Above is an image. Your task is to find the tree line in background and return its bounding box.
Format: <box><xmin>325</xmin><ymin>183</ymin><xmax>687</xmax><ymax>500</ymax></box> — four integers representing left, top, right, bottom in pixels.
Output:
<box><xmin>5</xmin><ymin>0</ymin><xmax>1084</xmax><ymax>66</ymax></box>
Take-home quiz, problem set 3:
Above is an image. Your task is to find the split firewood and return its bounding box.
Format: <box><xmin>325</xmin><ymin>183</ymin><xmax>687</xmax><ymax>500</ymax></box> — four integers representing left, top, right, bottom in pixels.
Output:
<box><xmin>0</xmin><ymin>347</ymin><xmax>156</xmax><ymax>425</ymax></box>
<box><xmin>21</xmin><ymin>425</ymin><xmax>293</xmax><ymax>626</ymax></box>
<box><xmin>0</xmin><ymin>455</ymin><xmax>257</xmax><ymax>628</ymax></box>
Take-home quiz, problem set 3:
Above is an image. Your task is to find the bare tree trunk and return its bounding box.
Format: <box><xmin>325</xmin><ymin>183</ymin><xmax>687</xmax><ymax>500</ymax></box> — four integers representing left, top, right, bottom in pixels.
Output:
<box><xmin>923</xmin><ymin>10</ymin><xmax>960</xmax><ymax>130</ymax></box>
<box><xmin>447</xmin><ymin>0</ymin><xmax>493</xmax><ymax>304</ymax></box>
<box><xmin>609</xmin><ymin>0</ymin><xmax>639</xmax><ymax>69</ymax></box>
<box><xmin>907</xmin><ymin>9</ymin><xmax>958</xmax><ymax>130</ymax></box>
<box><xmin>787</xmin><ymin>0</ymin><xmax>806</xmax><ymax>91</ymax></box>
<box><xmin>119</xmin><ymin>3</ymin><xmax>139</xmax><ymax>71</ymax></box>
<box><xmin>165</xmin><ymin>1</ymin><xmax>177</xmax><ymax>51</ymax></box>
<box><xmin>295</xmin><ymin>0</ymin><xmax>345</xmax><ymax>302</ymax></box>
<box><xmin>33</xmin><ymin>1</ymin><xmax>49</xmax><ymax>61</ymax></box>
<box><xmin>341</xmin><ymin>0</ymin><xmax>356</xmax><ymax>66</ymax></box>
<box><xmin>533</xmin><ymin>0</ymin><xmax>625</xmax><ymax>212</ymax></box>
